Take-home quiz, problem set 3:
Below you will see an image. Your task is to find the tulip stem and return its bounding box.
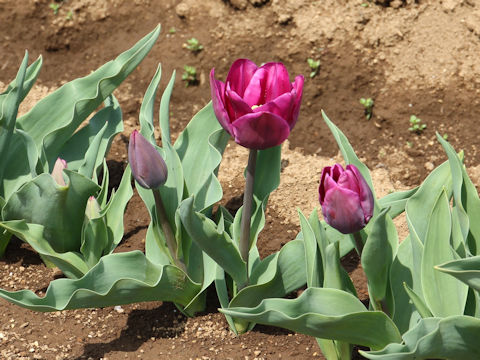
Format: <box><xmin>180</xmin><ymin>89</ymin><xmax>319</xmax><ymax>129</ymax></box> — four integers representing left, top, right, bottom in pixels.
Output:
<box><xmin>153</xmin><ymin>189</ymin><xmax>186</xmax><ymax>273</ymax></box>
<box><xmin>239</xmin><ymin>149</ymin><xmax>257</xmax><ymax>289</ymax></box>
<box><xmin>353</xmin><ymin>232</ymin><xmax>364</xmax><ymax>257</ymax></box>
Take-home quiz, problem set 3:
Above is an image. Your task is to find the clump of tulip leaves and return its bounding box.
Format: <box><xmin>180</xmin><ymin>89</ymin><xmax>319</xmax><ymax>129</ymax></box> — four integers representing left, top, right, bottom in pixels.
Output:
<box><xmin>221</xmin><ymin>112</ymin><xmax>480</xmax><ymax>359</ymax></box>
<box><xmin>0</xmin><ymin>26</ymin><xmax>165</xmax><ymax>267</ymax></box>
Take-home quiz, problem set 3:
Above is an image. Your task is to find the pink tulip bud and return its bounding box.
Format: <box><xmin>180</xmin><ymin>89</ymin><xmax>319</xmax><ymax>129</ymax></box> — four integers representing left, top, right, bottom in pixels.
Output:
<box><xmin>85</xmin><ymin>196</ymin><xmax>101</xmax><ymax>220</ymax></box>
<box><xmin>51</xmin><ymin>158</ymin><xmax>67</xmax><ymax>186</ymax></box>
<box><xmin>210</xmin><ymin>59</ymin><xmax>304</xmax><ymax>150</ymax></box>
<box><xmin>128</xmin><ymin>130</ymin><xmax>168</xmax><ymax>189</ymax></box>
<box><xmin>319</xmin><ymin>164</ymin><xmax>374</xmax><ymax>234</ymax></box>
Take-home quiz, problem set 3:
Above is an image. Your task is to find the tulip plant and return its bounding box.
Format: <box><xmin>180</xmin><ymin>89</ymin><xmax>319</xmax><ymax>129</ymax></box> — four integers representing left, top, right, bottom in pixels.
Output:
<box><xmin>0</xmin><ymin>26</ymin><xmax>161</xmax><ymax>259</ymax></box>
<box><xmin>221</xmin><ymin>113</ymin><xmax>480</xmax><ymax>359</ymax></box>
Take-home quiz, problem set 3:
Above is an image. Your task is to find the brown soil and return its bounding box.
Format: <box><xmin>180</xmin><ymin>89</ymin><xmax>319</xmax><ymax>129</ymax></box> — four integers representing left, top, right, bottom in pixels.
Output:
<box><xmin>1</xmin><ymin>0</ymin><xmax>480</xmax><ymax>358</ymax></box>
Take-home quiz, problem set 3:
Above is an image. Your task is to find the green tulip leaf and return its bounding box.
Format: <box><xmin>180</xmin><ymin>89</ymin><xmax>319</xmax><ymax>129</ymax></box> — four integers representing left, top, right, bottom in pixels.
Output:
<box><xmin>402</xmin><ymin>282</ymin><xmax>433</xmax><ymax>319</ymax></box>
<box><xmin>435</xmin><ymin>255</ymin><xmax>480</xmax><ymax>292</ymax></box>
<box><xmin>390</xmin><ymin>236</ymin><xmax>423</xmax><ymax>334</ymax></box>
<box><xmin>179</xmin><ymin>196</ymin><xmax>247</xmax><ymax>287</ymax></box>
<box><xmin>421</xmin><ymin>189</ymin><xmax>468</xmax><ymax>317</ymax></box>
<box><xmin>159</xmin><ymin>70</ymin><xmax>176</xmax><ymax>145</ymax></box>
<box><xmin>0</xmin><ymin>251</ymin><xmax>202</xmax><ymax>312</ymax></box>
<box><xmin>324</xmin><ymin>241</ymin><xmax>357</xmax><ymax>296</ymax></box>
<box><xmin>360</xmin><ymin>316</ymin><xmax>480</xmax><ymax>360</ymax></box>
<box><xmin>16</xmin><ymin>25</ymin><xmax>160</xmax><ymax>168</ymax></box>
<box><xmin>298</xmin><ymin>210</ymin><xmax>322</xmax><ymax>288</ymax></box>
<box><xmin>221</xmin><ymin>287</ymin><xmax>402</xmax><ymax>350</ymax></box>
<box><xmin>378</xmin><ymin>187</ymin><xmax>418</xmax><ymax>219</ymax></box>
<box><xmin>362</xmin><ymin>207</ymin><xmax>398</xmax><ymax>314</ymax></box>
<box><xmin>139</xmin><ymin>63</ymin><xmax>162</xmax><ymax>144</ymax></box>
<box><xmin>1</xmin><ymin>54</ymin><xmax>42</xmax><ymax>105</ymax></box>
<box><xmin>2</xmin><ymin>171</ymin><xmax>99</xmax><ymax>253</ymax></box>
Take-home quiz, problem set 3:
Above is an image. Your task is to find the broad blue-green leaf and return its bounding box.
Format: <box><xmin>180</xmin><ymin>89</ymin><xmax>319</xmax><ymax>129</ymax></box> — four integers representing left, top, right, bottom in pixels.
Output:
<box><xmin>17</xmin><ymin>26</ymin><xmax>161</xmax><ymax>167</ymax></box>
<box><xmin>421</xmin><ymin>189</ymin><xmax>468</xmax><ymax>317</ymax></box>
<box><xmin>402</xmin><ymin>282</ymin><xmax>432</xmax><ymax>319</ymax></box>
<box><xmin>378</xmin><ymin>187</ymin><xmax>418</xmax><ymax>219</ymax></box>
<box><xmin>1</xmin><ymin>55</ymin><xmax>42</xmax><ymax>104</ymax></box>
<box><xmin>139</xmin><ymin>64</ymin><xmax>162</xmax><ymax>143</ymax></box>
<box><xmin>0</xmin><ymin>52</ymin><xmax>29</xmax><ymax>194</ymax></box>
<box><xmin>322</xmin><ymin>110</ymin><xmax>376</xmax><ymax>200</ymax></box>
<box><xmin>390</xmin><ymin>236</ymin><xmax>422</xmax><ymax>334</ymax></box>
<box><xmin>0</xmin><ymin>221</ymin><xmax>88</xmax><ymax>278</ymax></box>
<box><xmin>60</xmin><ymin>96</ymin><xmax>123</xmax><ymax>175</ymax></box>
<box><xmin>361</xmin><ymin>316</ymin><xmax>480</xmax><ymax>360</ymax></box>
<box><xmin>174</xmin><ymin>103</ymin><xmax>229</xmax><ymax>211</ymax></box>
<box><xmin>2</xmin><ymin>171</ymin><xmax>99</xmax><ymax>253</ymax></box>
<box><xmin>324</xmin><ymin>242</ymin><xmax>357</xmax><ymax>296</ymax></box>
<box><xmin>299</xmin><ymin>210</ymin><xmax>322</xmax><ymax>288</ymax></box>
<box><xmin>103</xmin><ymin>165</ymin><xmax>133</xmax><ymax>252</ymax></box>
<box><xmin>0</xmin><ymin>251</ymin><xmax>202</xmax><ymax>311</ymax></box>
<box><xmin>159</xmin><ymin>71</ymin><xmax>176</xmax><ymax>145</ymax></box>
<box><xmin>221</xmin><ymin>287</ymin><xmax>402</xmax><ymax>350</ymax></box>
<box><xmin>179</xmin><ymin>197</ymin><xmax>247</xmax><ymax>287</ymax></box>
<box><xmin>215</xmin><ymin>266</ymin><xmax>238</xmax><ymax>334</ymax></box>
<box><xmin>308</xmin><ymin>208</ymin><xmax>328</xmax><ymax>285</ymax></box>
<box><xmin>405</xmin><ymin>160</ymin><xmax>452</xmax><ymax>244</ymax></box>
<box><xmin>362</xmin><ymin>207</ymin><xmax>398</xmax><ymax>314</ymax></box>
<box><xmin>80</xmin><ymin>217</ymin><xmax>108</xmax><ymax>269</ymax></box>
<box><xmin>435</xmin><ymin>255</ymin><xmax>480</xmax><ymax>292</ymax></box>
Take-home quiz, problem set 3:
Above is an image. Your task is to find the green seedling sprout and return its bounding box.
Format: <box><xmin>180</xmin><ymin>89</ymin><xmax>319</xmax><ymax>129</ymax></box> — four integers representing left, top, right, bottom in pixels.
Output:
<box><xmin>359</xmin><ymin>97</ymin><xmax>374</xmax><ymax>120</ymax></box>
<box><xmin>169</xmin><ymin>27</ymin><xmax>176</xmax><ymax>34</ymax></box>
<box><xmin>49</xmin><ymin>2</ymin><xmax>61</xmax><ymax>15</ymax></box>
<box><xmin>184</xmin><ymin>38</ymin><xmax>203</xmax><ymax>53</ymax></box>
<box><xmin>307</xmin><ymin>58</ymin><xmax>320</xmax><ymax>78</ymax></box>
<box><xmin>409</xmin><ymin>115</ymin><xmax>426</xmax><ymax>133</ymax></box>
<box><xmin>182</xmin><ymin>65</ymin><xmax>198</xmax><ymax>87</ymax></box>
<box><xmin>66</xmin><ymin>10</ymin><xmax>73</xmax><ymax>20</ymax></box>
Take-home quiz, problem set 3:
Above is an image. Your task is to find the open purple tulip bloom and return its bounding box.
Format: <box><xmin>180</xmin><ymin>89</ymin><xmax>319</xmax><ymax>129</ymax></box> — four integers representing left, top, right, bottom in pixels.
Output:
<box><xmin>128</xmin><ymin>130</ymin><xmax>168</xmax><ymax>189</ymax></box>
<box><xmin>319</xmin><ymin>164</ymin><xmax>374</xmax><ymax>234</ymax></box>
<box><xmin>210</xmin><ymin>59</ymin><xmax>304</xmax><ymax>150</ymax></box>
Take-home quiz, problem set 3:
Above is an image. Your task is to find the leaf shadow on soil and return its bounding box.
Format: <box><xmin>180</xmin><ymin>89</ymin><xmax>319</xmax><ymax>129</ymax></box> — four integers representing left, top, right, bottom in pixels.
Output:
<box><xmin>74</xmin><ymin>302</ymin><xmax>188</xmax><ymax>360</ymax></box>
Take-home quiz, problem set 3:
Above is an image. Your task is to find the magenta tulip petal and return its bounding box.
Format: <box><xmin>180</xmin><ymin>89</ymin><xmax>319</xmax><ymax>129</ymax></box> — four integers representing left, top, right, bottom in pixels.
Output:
<box><xmin>322</xmin><ymin>186</ymin><xmax>366</xmax><ymax>234</ymax></box>
<box><xmin>243</xmin><ymin>68</ymin><xmax>267</xmax><ymax>107</ymax></box>
<box><xmin>318</xmin><ymin>163</ymin><xmax>375</xmax><ymax>234</ymax></box>
<box><xmin>209</xmin><ymin>58</ymin><xmax>303</xmax><ymax>150</ymax></box>
<box><xmin>261</xmin><ymin>62</ymin><xmax>292</xmax><ymax>102</ymax></box>
<box><xmin>225</xmin><ymin>86</ymin><xmax>253</xmax><ymax>120</ymax></box>
<box><xmin>231</xmin><ymin>112</ymin><xmax>290</xmax><ymax>150</ymax></box>
<box><xmin>128</xmin><ymin>130</ymin><xmax>168</xmax><ymax>189</ymax></box>
<box><xmin>253</xmin><ymin>92</ymin><xmax>294</xmax><ymax>122</ymax></box>
<box><xmin>210</xmin><ymin>69</ymin><xmax>233</xmax><ymax>135</ymax></box>
<box><xmin>347</xmin><ymin>165</ymin><xmax>374</xmax><ymax>221</ymax></box>
<box><xmin>225</xmin><ymin>59</ymin><xmax>258</xmax><ymax>97</ymax></box>
<box><xmin>291</xmin><ymin>75</ymin><xmax>305</xmax><ymax>126</ymax></box>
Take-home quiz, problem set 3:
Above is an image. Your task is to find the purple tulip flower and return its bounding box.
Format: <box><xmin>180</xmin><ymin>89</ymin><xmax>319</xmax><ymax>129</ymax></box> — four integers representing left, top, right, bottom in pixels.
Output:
<box><xmin>210</xmin><ymin>59</ymin><xmax>304</xmax><ymax>150</ymax></box>
<box><xmin>319</xmin><ymin>164</ymin><xmax>374</xmax><ymax>234</ymax></box>
<box><xmin>128</xmin><ymin>130</ymin><xmax>168</xmax><ymax>189</ymax></box>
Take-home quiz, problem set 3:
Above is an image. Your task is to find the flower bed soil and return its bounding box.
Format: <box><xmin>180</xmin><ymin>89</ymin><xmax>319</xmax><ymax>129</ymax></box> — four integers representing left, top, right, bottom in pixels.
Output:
<box><xmin>1</xmin><ymin>0</ymin><xmax>480</xmax><ymax>358</ymax></box>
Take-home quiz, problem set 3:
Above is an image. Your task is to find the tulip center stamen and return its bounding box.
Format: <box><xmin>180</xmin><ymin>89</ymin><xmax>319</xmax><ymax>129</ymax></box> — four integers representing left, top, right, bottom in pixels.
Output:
<box><xmin>251</xmin><ymin>104</ymin><xmax>260</xmax><ymax>110</ymax></box>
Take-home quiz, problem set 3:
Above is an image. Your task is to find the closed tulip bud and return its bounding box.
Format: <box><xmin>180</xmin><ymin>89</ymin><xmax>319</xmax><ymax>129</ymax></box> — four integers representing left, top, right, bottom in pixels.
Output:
<box><xmin>319</xmin><ymin>164</ymin><xmax>374</xmax><ymax>234</ymax></box>
<box><xmin>51</xmin><ymin>158</ymin><xmax>67</xmax><ymax>186</ymax></box>
<box><xmin>85</xmin><ymin>196</ymin><xmax>101</xmax><ymax>220</ymax></box>
<box><xmin>210</xmin><ymin>59</ymin><xmax>304</xmax><ymax>150</ymax></box>
<box><xmin>128</xmin><ymin>130</ymin><xmax>168</xmax><ymax>189</ymax></box>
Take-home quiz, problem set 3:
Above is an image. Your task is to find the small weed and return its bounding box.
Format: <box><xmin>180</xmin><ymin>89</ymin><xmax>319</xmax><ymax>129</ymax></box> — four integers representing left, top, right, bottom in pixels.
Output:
<box><xmin>442</xmin><ymin>133</ymin><xmax>448</xmax><ymax>140</ymax></box>
<box><xmin>408</xmin><ymin>115</ymin><xmax>426</xmax><ymax>133</ymax></box>
<box><xmin>406</xmin><ymin>141</ymin><xmax>413</xmax><ymax>148</ymax></box>
<box><xmin>183</xmin><ymin>38</ymin><xmax>203</xmax><ymax>53</ymax></box>
<box><xmin>307</xmin><ymin>58</ymin><xmax>320</xmax><ymax>78</ymax></box>
<box><xmin>359</xmin><ymin>97</ymin><xmax>374</xmax><ymax>120</ymax></box>
<box><xmin>182</xmin><ymin>65</ymin><xmax>198</xmax><ymax>87</ymax></box>
<box><xmin>169</xmin><ymin>27</ymin><xmax>177</xmax><ymax>34</ymax></box>
<box><xmin>66</xmin><ymin>10</ymin><xmax>73</xmax><ymax>20</ymax></box>
<box><xmin>49</xmin><ymin>2</ymin><xmax>61</xmax><ymax>15</ymax></box>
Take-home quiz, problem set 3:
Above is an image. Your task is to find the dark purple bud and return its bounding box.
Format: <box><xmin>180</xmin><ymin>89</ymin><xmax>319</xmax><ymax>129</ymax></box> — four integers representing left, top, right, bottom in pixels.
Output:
<box><xmin>319</xmin><ymin>164</ymin><xmax>374</xmax><ymax>234</ymax></box>
<box><xmin>128</xmin><ymin>130</ymin><xmax>168</xmax><ymax>189</ymax></box>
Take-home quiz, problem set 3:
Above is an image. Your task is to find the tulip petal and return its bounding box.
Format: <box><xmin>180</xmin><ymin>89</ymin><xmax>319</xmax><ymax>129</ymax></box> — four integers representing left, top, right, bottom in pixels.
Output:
<box><xmin>347</xmin><ymin>165</ymin><xmax>374</xmax><ymax>222</ymax></box>
<box><xmin>225</xmin><ymin>85</ymin><xmax>253</xmax><ymax>120</ymax></box>
<box><xmin>230</xmin><ymin>112</ymin><xmax>290</xmax><ymax>150</ymax></box>
<box><xmin>210</xmin><ymin>69</ymin><xmax>233</xmax><ymax>135</ymax></box>
<box><xmin>291</xmin><ymin>75</ymin><xmax>304</xmax><ymax>128</ymax></box>
<box><xmin>322</xmin><ymin>186</ymin><xmax>366</xmax><ymax>234</ymax></box>
<box><xmin>225</xmin><ymin>59</ymin><xmax>258</xmax><ymax>97</ymax></box>
<box><xmin>318</xmin><ymin>166</ymin><xmax>332</xmax><ymax>203</ymax></box>
<box><xmin>261</xmin><ymin>62</ymin><xmax>292</xmax><ymax>103</ymax></box>
<box><xmin>338</xmin><ymin>169</ymin><xmax>361</xmax><ymax>194</ymax></box>
<box><xmin>243</xmin><ymin>67</ymin><xmax>267</xmax><ymax>107</ymax></box>
<box><xmin>253</xmin><ymin>92</ymin><xmax>294</xmax><ymax>122</ymax></box>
